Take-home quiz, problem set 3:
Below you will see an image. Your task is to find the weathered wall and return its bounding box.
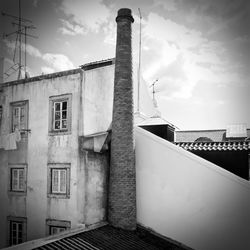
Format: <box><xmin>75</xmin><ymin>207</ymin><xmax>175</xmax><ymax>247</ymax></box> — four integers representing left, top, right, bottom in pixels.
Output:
<box><xmin>0</xmin><ymin>71</ymin><xmax>84</xmax><ymax>247</ymax></box>
<box><xmin>135</xmin><ymin>127</ymin><xmax>250</xmax><ymax>250</ymax></box>
<box><xmin>176</xmin><ymin>129</ymin><xmax>250</xmax><ymax>142</ymax></box>
<box><xmin>83</xmin><ymin>65</ymin><xmax>114</xmax><ymax>136</ymax></box>
<box><xmin>0</xmin><ymin>63</ymin><xmax>114</xmax><ymax>248</ymax></box>
<box><xmin>83</xmin><ymin>150</ymin><xmax>108</xmax><ymax>226</ymax></box>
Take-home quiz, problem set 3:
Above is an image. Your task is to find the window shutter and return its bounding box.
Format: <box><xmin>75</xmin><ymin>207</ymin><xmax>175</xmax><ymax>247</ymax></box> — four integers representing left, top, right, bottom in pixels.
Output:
<box><xmin>52</xmin><ymin>170</ymin><xmax>59</xmax><ymax>193</ymax></box>
<box><xmin>19</xmin><ymin>169</ymin><xmax>24</xmax><ymax>190</ymax></box>
<box><xmin>12</xmin><ymin>169</ymin><xmax>18</xmax><ymax>190</ymax></box>
<box><xmin>60</xmin><ymin>170</ymin><xmax>66</xmax><ymax>193</ymax></box>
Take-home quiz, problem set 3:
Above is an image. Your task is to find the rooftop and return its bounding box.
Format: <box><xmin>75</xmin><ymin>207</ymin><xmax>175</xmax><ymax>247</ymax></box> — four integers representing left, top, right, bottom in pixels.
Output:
<box><xmin>1</xmin><ymin>58</ymin><xmax>115</xmax><ymax>88</ymax></box>
<box><xmin>6</xmin><ymin>224</ymin><xmax>192</xmax><ymax>250</ymax></box>
<box><xmin>175</xmin><ymin>140</ymin><xmax>250</xmax><ymax>151</ymax></box>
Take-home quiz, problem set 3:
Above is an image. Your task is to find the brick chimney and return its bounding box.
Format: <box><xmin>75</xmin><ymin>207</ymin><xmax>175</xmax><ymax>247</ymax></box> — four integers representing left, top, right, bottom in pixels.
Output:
<box><xmin>108</xmin><ymin>8</ymin><xmax>136</xmax><ymax>230</ymax></box>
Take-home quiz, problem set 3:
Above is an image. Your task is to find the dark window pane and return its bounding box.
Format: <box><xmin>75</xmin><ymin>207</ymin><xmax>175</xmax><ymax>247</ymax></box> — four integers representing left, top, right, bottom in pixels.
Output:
<box><xmin>62</xmin><ymin>111</ymin><xmax>67</xmax><ymax>119</ymax></box>
<box><xmin>55</xmin><ymin>111</ymin><xmax>61</xmax><ymax>120</ymax></box>
<box><xmin>62</xmin><ymin>101</ymin><xmax>67</xmax><ymax>110</ymax></box>
<box><xmin>55</xmin><ymin>103</ymin><xmax>61</xmax><ymax>111</ymax></box>
<box><xmin>55</xmin><ymin>121</ymin><xmax>60</xmax><ymax>129</ymax></box>
<box><xmin>62</xmin><ymin>120</ymin><xmax>67</xmax><ymax>129</ymax></box>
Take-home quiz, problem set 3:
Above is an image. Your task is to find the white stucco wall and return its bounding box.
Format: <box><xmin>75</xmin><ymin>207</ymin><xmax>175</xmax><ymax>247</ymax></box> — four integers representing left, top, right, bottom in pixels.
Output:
<box><xmin>0</xmin><ymin>65</ymin><xmax>114</xmax><ymax>248</ymax></box>
<box><xmin>83</xmin><ymin>65</ymin><xmax>114</xmax><ymax>136</ymax></box>
<box><xmin>135</xmin><ymin>127</ymin><xmax>250</xmax><ymax>250</ymax></box>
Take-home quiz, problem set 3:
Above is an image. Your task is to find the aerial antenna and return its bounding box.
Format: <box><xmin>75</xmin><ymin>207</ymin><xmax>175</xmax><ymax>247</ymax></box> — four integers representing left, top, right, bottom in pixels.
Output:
<box><xmin>2</xmin><ymin>0</ymin><xmax>38</xmax><ymax>80</ymax></box>
<box><xmin>137</xmin><ymin>8</ymin><xmax>142</xmax><ymax>113</ymax></box>
<box><xmin>149</xmin><ymin>79</ymin><xmax>159</xmax><ymax>108</ymax></box>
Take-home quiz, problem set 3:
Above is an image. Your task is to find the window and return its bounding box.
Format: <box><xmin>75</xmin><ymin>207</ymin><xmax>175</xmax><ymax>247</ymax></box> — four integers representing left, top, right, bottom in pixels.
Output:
<box><xmin>11</xmin><ymin>168</ymin><xmax>25</xmax><ymax>191</ymax></box>
<box><xmin>48</xmin><ymin>163</ymin><xmax>70</xmax><ymax>198</ymax></box>
<box><xmin>52</xmin><ymin>169</ymin><xmax>67</xmax><ymax>194</ymax></box>
<box><xmin>8</xmin><ymin>164</ymin><xmax>27</xmax><ymax>194</ymax></box>
<box><xmin>11</xmin><ymin>101</ymin><xmax>28</xmax><ymax>133</ymax></box>
<box><xmin>50</xmin><ymin>226</ymin><xmax>66</xmax><ymax>235</ymax></box>
<box><xmin>8</xmin><ymin>216</ymin><xmax>27</xmax><ymax>246</ymax></box>
<box><xmin>49</xmin><ymin>94</ymin><xmax>72</xmax><ymax>134</ymax></box>
<box><xmin>46</xmin><ymin>219</ymin><xmax>70</xmax><ymax>236</ymax></box>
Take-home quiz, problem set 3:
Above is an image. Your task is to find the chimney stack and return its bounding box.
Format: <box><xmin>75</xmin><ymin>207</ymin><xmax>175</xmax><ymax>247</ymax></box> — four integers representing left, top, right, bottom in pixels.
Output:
<box><xmin>108</xmin><ymin>8</ymin><xmax>136</xmax><ymax>230</ymax></box>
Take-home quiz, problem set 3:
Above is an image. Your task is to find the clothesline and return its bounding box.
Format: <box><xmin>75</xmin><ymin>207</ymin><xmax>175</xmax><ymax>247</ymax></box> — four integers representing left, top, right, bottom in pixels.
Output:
<box><xmin>0</xmin><ymin>129</ymin><xmax>21</xmax><ymax>150</ymax></box>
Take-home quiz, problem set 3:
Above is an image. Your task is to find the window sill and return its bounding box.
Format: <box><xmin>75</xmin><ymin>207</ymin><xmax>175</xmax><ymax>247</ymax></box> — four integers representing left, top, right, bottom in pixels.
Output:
<box><xmin>47</xmin><ymin>193</ymin><xmax>70</xmax><ymax>199</ymax></box>
<box><xmin>8</xmin><ymin>191</ymin><xmax>26</xmax><ymax>196</ymax></box>
<box><xmin>48</xmin><ymin>131</ymin><xmax>71</xmax><ymax>136</ymax></box>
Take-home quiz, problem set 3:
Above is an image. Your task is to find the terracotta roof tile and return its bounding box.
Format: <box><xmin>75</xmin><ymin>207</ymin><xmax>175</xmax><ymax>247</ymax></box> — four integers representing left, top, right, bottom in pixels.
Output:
<box><xmin>175</xmin><ymin>141</ymin><xmax>250</xmax><ymax>151</ymax></box>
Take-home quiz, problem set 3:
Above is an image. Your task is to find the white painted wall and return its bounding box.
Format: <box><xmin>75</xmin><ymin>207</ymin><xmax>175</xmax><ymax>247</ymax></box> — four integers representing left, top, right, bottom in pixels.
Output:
<box><xmin>83</xmin><ymin>65</ymin><xmax>114</xmax><ymax>136</ymax></box>
<box><xmin>0</xmin><ymin>66</ymin><xmax>114</xmax><ymax>248</ymax></box>
<box><xmin>135</xmin><ymin>127</ymin><xmax>250</xmax><ymax>250</ymax></box>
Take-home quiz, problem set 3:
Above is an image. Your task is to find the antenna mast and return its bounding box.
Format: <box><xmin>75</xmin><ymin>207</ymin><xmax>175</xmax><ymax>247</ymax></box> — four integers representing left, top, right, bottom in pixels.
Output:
<box><xmin>137</xmin><ymin>8</ymin><xmax>142</xmax><ymax>113</ymax></box>
<box><xmin>150</xmin><ymin>79</ymin><xmax>159</xmax><ymax>108</ymax></box>
<box><xmin>2</xmin><ymin>0</ymin><xmax>37</xmax><ymax>80</ymax></box>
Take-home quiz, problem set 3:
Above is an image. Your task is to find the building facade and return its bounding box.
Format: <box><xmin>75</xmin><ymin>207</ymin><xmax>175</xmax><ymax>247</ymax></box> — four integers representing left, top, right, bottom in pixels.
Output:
<box><xmin>175</xmin><ymin>127</ymin><xmax>250</xmax><ymax>180</ymax></box>
<box><xmin>0</xmin><ymin>59</ymin><xmax>115</xmax><ymax>248</ymax></box>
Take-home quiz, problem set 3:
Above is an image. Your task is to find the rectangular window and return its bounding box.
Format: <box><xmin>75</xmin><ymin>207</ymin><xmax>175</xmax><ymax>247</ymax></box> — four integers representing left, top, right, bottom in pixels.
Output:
<box><xmin>8</xmin><ymin>216</ymin><xmax>27</xmax><ymax>246</ymax></box>
<box><xmin>11</xmin><ymin>168</ymin><xmax>25</xmax><ymax>191</ymax></box>
<box><xmin>11</xmin><ymin>101</ymin><xmax>28</xmax><ymax>133</ymax></box>
<box><xmin>51</xmin><ymin>169</ymin><xmax>67</xmax><ymax>194</ymax></box>
<box><xmin>46</xmin><ymin>219</ymin><xmax>71</xmax><ymax>236</ymax></box>
<box><xmin>10</xmin><ymin>221</ymin><xmax>23</xmax><ymax>245</ymax></box>
<box><xmin>9</xmin><ymin>164</ymin><xmax>27</xmax><ymax>194</ymax></box>
<box><xmin>49</xmin><ymin>94</ymin><xmax>72</xmax><ymax>134</ymax></box>
<box><xmin>49</xmin><ymin>226</ymin><xmax>66</xmax><ymax>235</ymax></box>
<box><xmin>48</xmin><ymin>164</ymin><xmax>70</xmax><ymax>198</ymax></box>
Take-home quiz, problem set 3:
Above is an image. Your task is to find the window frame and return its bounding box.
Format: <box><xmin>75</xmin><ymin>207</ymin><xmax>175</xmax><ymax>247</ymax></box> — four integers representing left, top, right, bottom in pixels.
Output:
<box><xmin>10</xmin><ymin>100</ymin><xmax>29</xmax><ymax>135</ymax></box>
<box><xmin>8</xmin><ymin>164</ymin><xmax>27</xmax><ymax>195</ymax></box>
<box><xmin>47</xmin><ymin>163</ymin><xmax>70</xmax><ymax>199</ymax></box>
<box><xmin>46</xmin><ymin>219</ymin><xmax>71</xmax><ymax>236</ymax></box>
<box><xmin>7</xmin><ymin>216</ymin><xmax>27</xmax><ymax>246</ymax></box>
<box><xmin>49</xmin><ymin>94</ymin><xmax>72</xmax><ymax>135</ymax></box>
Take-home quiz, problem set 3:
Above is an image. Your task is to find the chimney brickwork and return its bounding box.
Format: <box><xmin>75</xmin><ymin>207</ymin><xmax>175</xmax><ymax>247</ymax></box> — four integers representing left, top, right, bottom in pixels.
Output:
<box><xmin>108</xmin><ymin>8</ymin><xmax>136</xmax><ymax>230</ymax></box>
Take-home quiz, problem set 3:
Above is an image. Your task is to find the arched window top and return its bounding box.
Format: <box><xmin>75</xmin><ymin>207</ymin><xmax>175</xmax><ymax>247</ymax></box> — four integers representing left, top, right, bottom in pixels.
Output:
<box><xmin>195</xmin><ymin>137</ymin><xmax>213</xmax><ymax>142</ymax></box>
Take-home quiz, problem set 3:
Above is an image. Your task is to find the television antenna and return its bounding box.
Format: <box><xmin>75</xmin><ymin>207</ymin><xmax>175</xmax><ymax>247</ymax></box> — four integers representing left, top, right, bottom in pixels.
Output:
<box><xmin>2</xmin><ymin>0</ymin><xmax>38</xmax><ymax>80</ymax></box>
<box><xmin>149</xmin><ymin>79</ymin><xmax>159</xmax><ymax>108</ymax></box>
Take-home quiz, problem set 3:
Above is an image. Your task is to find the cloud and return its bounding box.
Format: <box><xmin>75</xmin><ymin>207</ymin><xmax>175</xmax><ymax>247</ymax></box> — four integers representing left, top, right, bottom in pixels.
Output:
<box><xmin>60</xmin><ymin>0</ymin><xmax>110</xmax><ymax>33</ymax></box>
<box><xmin>41</xmin><ymin>66</ymin><xmax>55</xmax><ymax>74</ymax></box>
<box><xmin>3</xmin><ymin>39</ymin><xmax>74</xmax><ymax>72</ymax></box>
<box><xmin>103</xmin><ymin>22</ymin><xmax>116</xmax><ymax>45</ymax></box>
<box><xmin>144</xmin><ymin>13</ymin><xmax>206</xmax><ymax>50</ymax></box>
<box><xmin>141</xmin><ymin>12</ymin><xmax>243</xmax><ymax>100</ymax></box>
<box><xmin>42</xmin><ymin>54</ymin><xmax>74</xmax><ymax>71</ymax></box>
<box><xmin>153</xmin><ymin>0</ymin><xmax>178</xmax><ymax>11</ymax></box>
<box><xmin>58</xmin><ymin>19</ymin><xmax>86</xmax><ymax>36</ymax></box>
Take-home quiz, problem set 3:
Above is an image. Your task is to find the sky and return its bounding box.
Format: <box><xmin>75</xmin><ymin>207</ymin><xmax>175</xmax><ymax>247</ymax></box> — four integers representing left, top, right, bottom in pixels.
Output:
<box><xmin>0</xmin><ymin>0</ymin><xmax>249</xmax><ymax>130</ymax></box>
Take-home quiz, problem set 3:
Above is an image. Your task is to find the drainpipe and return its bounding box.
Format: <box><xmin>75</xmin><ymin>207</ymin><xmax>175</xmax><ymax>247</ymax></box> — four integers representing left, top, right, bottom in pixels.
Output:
<box><xmin>108</xmin><ymin>8</ymin><xmax>136</xmax><ymax>230</ymax></box>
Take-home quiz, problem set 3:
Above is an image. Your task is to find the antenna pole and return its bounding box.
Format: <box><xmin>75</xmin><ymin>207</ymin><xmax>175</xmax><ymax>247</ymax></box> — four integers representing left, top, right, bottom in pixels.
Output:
<box><xmin>24</xmin><ymin>26</ymin><xmax>27</xmax><ymax>77</ymax></box>
<box><xmin>137</xmin><ymin>8</ymin><xmax>142</xmax><ymax>113</ymax></box>
<box><xmin>18</xmin><ymin>0</ymin><xmax>22</xmax><ymax>80</ymax></box>
<box><xmin>2</xmin><ymin>0</ymin><xmax>37</xmax><ymax>81</ymax></box>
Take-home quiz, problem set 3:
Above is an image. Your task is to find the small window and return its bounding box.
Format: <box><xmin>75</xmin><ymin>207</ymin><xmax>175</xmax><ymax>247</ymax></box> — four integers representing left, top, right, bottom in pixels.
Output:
<box><xmin>49</xmin><ymin>94</ymin><xmax>72</xmax><ymax>134</ymax></box>
<box><xmin>50</xmin><ymin>226</ymin><xmax>66</xmax><ymax>235</ymax></box>
<box><xmin>11</xmin><ymin>168</ymin><xmax>25</xmax><ymax>191</ymax></box>
<box><xmin>8</xmin><ymin>216</ymin><xmax>27</xmax><ymax>246</ymax></box>
<box><xmin>46</xmin><ymin>219</ymin><xmax>71</xmax><ymax>236</ymax></box>
<box><xmin>51</xmin><ymin>169</ymin><xmax>67</xmax><ymax>194</ymax></box>
<box><xmin>10</xmin><ymin>101</ymin><xmax>28</xmax><ymax>133</ymax></box>
<box><xmin>8</xmin><ymin>164</ymin><xmax>27</xmax><ymax>194</ymax></box>
<box><xmin>48</xmin><ymin>164</ymin><xmax>70</xmax><ymax>198</ymax></box>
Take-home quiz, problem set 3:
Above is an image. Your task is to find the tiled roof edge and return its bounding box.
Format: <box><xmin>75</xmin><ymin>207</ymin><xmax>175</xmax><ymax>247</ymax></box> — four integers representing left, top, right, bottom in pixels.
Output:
<box><xmin>2</xmin><ymin>68</ymin><xmax>83</xmax><ymax>87</ymax></box>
